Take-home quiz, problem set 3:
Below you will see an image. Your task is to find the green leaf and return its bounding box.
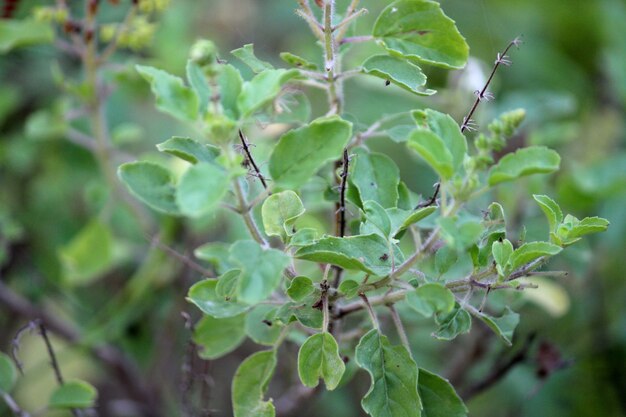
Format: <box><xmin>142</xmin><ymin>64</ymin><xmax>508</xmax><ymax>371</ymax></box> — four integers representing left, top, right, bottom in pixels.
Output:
<box><xmin>157</xmin><ymin>136</ymin><xmax>219</xmax><ymax>164</ymax></box>
<box><xmin>187</xmin><ymin>279</ymin><xmax>249</xmax><ymax>318</ymax></box>
<box><xmin>215</xmin><ymin>269</ymin><xmax>242</xmax><ymax>299</ymax></box>
<box><xmin>351</xmin><ymin>151</ymin><xmax>400</xmax><ymax>209</ymax></box>
<box><xmin>118</xmin><ymin>162</ymin><xmax>179</xmax><ymax>215</ymax></box>
<box><xmin>136</xmin><ymin>65</ymin><xmax>198</xmax><ymax>121</ymax></box>
<box><xmin>280</xmin><ymin>52</ymin><xmax>318</xmax><ymax>70</ymax></box>
<box><xmin>567</xmin><ymin>217</ymin><xmax>610</xmax><ymax>239</ymax></box>
<box><xmin>269</xmin><ymin>116</ymin><xmax>352</xmax><ymax>189</ymax></box>
<box><xmin>387</xmin><ymin>207</ymin><xmax>437</xmax><ymax>237</ymax></box>
<box><xmin>274</xmin><ymin>300</ymin><xmax>323</xmax><ymax>329</ymax></box>
<box><xmin>361</xmin><ymin>200</ymin><xmax>393</xmax><ymax>239</ymax></box>
<box><xmin>492</xmin><ymin>238</ymin><xmax>514</xmax><ymax>276</ymax></box>
<box><xmin>245</xmin><ymin>305</ymin><xmax>282</xmax><ymax>346</ymax></box>
<box><xmin>419</xmin><ymin>368</ymin><xmax>467</xmax><ymax>417</ymax></box>
<box><xmin>435</xmin><ymin>246</ymin><xmax>458</xmax><ymax>275</ymax></box>
<box><xmin>186</xmin><ymin>60</ymin><xmax>211</xmax><ymax>114</ymax></box>
<box><xmin>237</xmin><ymin>69</ymin><xmax>298</xmax><ymax>117</ymax></box>
<box><xmin>0</xmin><ymin>352</ymin><xmax>16</xmax><ymax>393</ymax></box>
<box><xmin>0</xmin><ymin>19</ymin><xmax>54</xmax><ymax>53</ymax></box>
<box><xmin>508</xmin><ymin>241</ymin><xmax>562</xmax><ymax>271</ymax></box>
<box><xmin>289</xmin><ymin>228</ymin><xmax>319</xmax><ymax>247</ymax></box>
<box><xmin>406</xmin><ymin>283</ymin><xmax>455</xmax><ymax>317</ymax></box>
<box><xmin>295</xmin><ymin>234</ymin><xmax>401</xmax><ymax>277</ymax></box>
<box><xmin>59</xmin><ymin>220</ymin><xmax>114</xmax><ymax>286</ymax></box>
<box><xmin>362</xmin><ymin>54</ymin><xmax>435</xmax><ymax>96</ymax></box>
<box><xmin>298</xmin><ymin>332</ymin><xmax>345</xmax><ymax>390</ymax></box>
<box><xmin>49</xmin><ymin>380</ymin><xmax>97</xmax><ymax>409</ymax></box>
<box><xmin>194</xmin><ymin>242</ymin><xmax>235</xmax><ymax>274</ymax></box>
<box><xmin>232</xmin><ymin>44</ymin><xmax>274</xmax><ymax>73</ymax></box>
<box><xmin>372</xmin><ymin>0</ymin><xmax>469</xmax><ymax>69</ymax></box>
<box><xmin>434</xmin><ymin>304</ymin><xmax>471</xmax><ymax>340</ymax></box>
<box><xmin>286</xmin><ymin>276</ymin><xmax>315</xmax><ymax>302</ymax></box>
<box><xmin>438</xmin><ymin>217</ymin><xmax>484</xmax><ymax>251</ymax></box>
<box><xmin>232</xmin><ymin>350</ymin><xmax>277</xmax><ymax>417</ymax></box>
<box><xmin>218</xmin><ymin>64</ymin><xmax>243</xmax><ymax>120</ymax></box>
<box><xmin>193</xmin><ymin>314</ymin><xmax>246</xmax><ymax>359</ymax></box>
<box><xmin>475</xmin><ymin>307</ymin><xmax>520</xmax><ymax>346</ymax></box>
<box><xmin>230</xmin><ymin>241</ymin><xmax>291</xmax><ymax>304</ymax></box>
<box><xmin>176</xmin><ymin>162</ymin><xmax>229</xmax><ymax>217</ymax></box>
<box><xmin>262</xmin><ymin>191</ymin><xmax>305</xmax><ymax>240</ymax></box>
<box><xmin>414</xmin><ymin>109</ymin><xmax>467</xmax><ymax>172</ymax></box>
<box><xmin>408</xmin><ymin>129</ymin><xmax>454</xmax><ymax>180</ymax></box>
<box><xmin>488</xmin><ymin>146</ymin><xmax>561</xmax><ymax>186</ymax></box>
<box><xmin>338</xmin><ymin>279</ymin><xmax>360</xmax><ymax>299</ymax></box>
<box><xmin>355</xmin><ymin>329</ymin><xmax>421</xmax><ymax>417</ymax></box>
<box><xmin>532</xmin><ymin>194</ymin><xmax>563</xmax><ymax>232</ymax></box>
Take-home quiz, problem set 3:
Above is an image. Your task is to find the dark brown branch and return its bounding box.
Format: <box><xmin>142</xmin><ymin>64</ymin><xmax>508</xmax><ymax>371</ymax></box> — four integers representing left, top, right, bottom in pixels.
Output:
<box><xmin>415</xmin><ymin>182</ymin><xmax>440</xmax><ymax>209</ymax></box>
<box><xmin>460</xmin><ymin>36</ymin><xmax>522</xmax><ymax>133</ymax></box>
<box><xmin>332</xmin><ymin>148</ymin><xmax>350</xmax><ymax>288</ymax></box>
<box><xmin>38</xmin><ymin>322</ymin><xmax>66</xmax><ymax>385</ymax></box>
<box><xmin>338</xmin><ymin>148</ymin><xmax>349</xmax><ymax>238</ymax></box>
<box><xmin>238</xmin><ymin>129</ymin><xmax>269</xmax><ymax>190</ymax></box>
<box><xmin>460</xmin><ymin>333</ymin><xmax>535</xmax><ymax>400</ymax></box>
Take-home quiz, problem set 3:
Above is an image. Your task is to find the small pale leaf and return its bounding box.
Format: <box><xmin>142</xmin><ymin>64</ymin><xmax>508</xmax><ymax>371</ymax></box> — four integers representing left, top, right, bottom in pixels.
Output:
<box><xmin>232</xmin><ymin>44</ymin><xmax>274</xmax><ymax>73</ymax></box>
<box><xmin>136</xmin><ymin>65</ymin><xmax>198</xmax><ymax>121</ymax></box>
<box><xmin>406</xmin><ymin>283</ymin><xmax>455</xmax><ymax>317</ymax></box>
<box><xmin>157</xmin><ymin>137</ymin><xmax>219</xmax><ymax>164</ymax></box>
<box><xmin>262</xmin><ymin>190</ymin><xmax>305</xmax><ymax>240</ymax></box>
<box><xmin>298</xmin><ymin>332</ymin><xmax>345</xmax><ymax>390</ymax></box>
<box><xmin>49</xmin><ymin>380</ymin><xmax>97</xmax><ymax>409</ymax></box>
<box><xmin>362</xmin><ymin>54</ymin><xmax>434</xmax><ymax>95</ymax></box>
<box><xmin>488</xmin><ymin>146</ymin><xmax>561</xmax><ymax>186</ymax></box>
<box><xmin>118</xmin><ymin>162</ymin><xmax>179</xmax><ymax>215</ymax></box>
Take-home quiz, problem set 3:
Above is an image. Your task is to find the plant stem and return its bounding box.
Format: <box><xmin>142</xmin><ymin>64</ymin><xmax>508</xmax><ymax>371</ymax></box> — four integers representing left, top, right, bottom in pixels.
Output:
<box><xmin>388</xmin><ymin>304</ymin><xmax>410</xmax><ymax>350</ymax></box>
<box><xmin>323</xmin><ymin>0</ymin><xmax>342</xmax><ymax>114</ymax></box>
<box><xmin>233</xmin><ymin>178</ymin><xmax>269</xmax><ymax>248</ymax></box>
<box><xmin>359</xmin><ymin>293</ymin><xmax>379</xmax><ymax>330</ymax></box>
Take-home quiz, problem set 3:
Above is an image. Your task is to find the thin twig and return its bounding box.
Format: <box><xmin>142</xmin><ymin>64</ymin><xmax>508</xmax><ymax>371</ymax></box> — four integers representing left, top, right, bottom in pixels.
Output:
<box><xmin>11</xmin><ymin>321</ymin><xmax>38</xmax><ymax>375</ymax></box>
<box><xmin>296</xmin><ymin>1</ymin><xmax>324</xmax><ymax>41</ymax></box>
<box><xmin>460</xmin><ymin>36</ymin><xmax>522</xmax><ymax>133</ymax></box>
<box><xmin>340</xmin><ymin>35</ymin><xmax>374</xmax><ymax>45</ymax></box>
<box><xmin>146</xmin><ymin>234</ymin><xmax>215</xmax><ymax>277</ymax></box>
<box><xmin>1</xmin><ymin>391</ymin><xmax>30</xmax><ymax>417</ymax></box>
<box><xmin>415</xmin><ymin>182</ymin><xmax>441</xmax><ymax>209</ymax></box>
<box><xmin>460</xmin><ymin>333</ymin><xmax>536</xmax><ymax>400</ymax></box>
<box><xmin>0</xmin><ymin>281</ymin><xmax>163</xmax><ymax>417</ymax></box>
<box><xmin>388</xmin><ymin>304</ymin><xmax>410</xmax><ymax>350</ymax></box>
<box><xmin>98</xmin><ymin>3</ymin><xmax>138</xmax><ymax>64</ymax></box>
<box><xmin>38</xmin><ymin>323</ymin><xmax>65</xmax><ymax>385</ymax></box>
<box><xmin>359</xmin><ymin>292</ymin><xmax>379</xmax><ymax>330</ymax></box>
<box><xmin>332</xmin><ymin>8</ymin><xmax>367</xmax><ymax>32</ymax></box>
<box><xmin>238</xmin><ymin>129</ymin><xmax>268</xmax><ymax>190</ymax></box>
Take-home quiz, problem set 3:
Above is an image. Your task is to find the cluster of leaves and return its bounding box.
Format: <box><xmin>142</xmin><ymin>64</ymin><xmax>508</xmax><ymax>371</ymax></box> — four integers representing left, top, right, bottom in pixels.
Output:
<box><xmin>0</xmin><ymin>0</ymin><xmax>611</xmax><ymax>416</ymax></box>
<box><xmin>111</xmin><ymin>1</ymin><xmax>609</xmax><ymax>416</ymax></box>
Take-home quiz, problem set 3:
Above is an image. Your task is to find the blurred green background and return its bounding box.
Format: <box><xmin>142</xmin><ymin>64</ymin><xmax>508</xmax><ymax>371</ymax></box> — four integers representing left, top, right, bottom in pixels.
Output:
<box><xmin>1</xmin><ymin>0</ymin><xmax>625</xmax><ymax>416</ymax></box>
